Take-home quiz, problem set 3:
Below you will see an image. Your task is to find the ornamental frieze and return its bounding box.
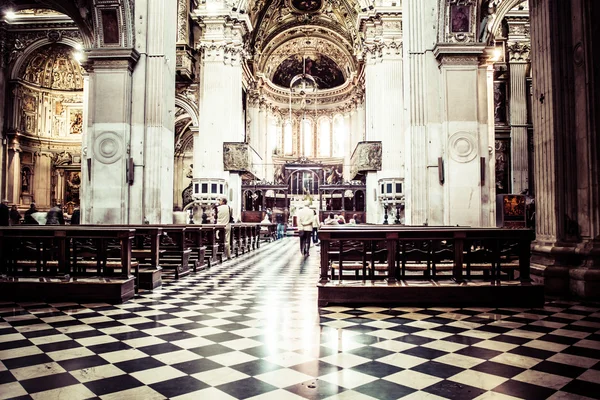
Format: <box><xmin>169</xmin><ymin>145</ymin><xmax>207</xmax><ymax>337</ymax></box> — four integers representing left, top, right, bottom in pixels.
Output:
<box><xmin>350</xmin><ymin>141</ymin><xmax>382</xmax><ymax>179</ymax></box>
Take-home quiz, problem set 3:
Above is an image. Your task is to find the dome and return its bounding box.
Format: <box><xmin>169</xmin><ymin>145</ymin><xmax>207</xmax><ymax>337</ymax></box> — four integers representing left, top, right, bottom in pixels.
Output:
<box><xmin>20</xmin><ymin>44</ymin><xmax>84</xmax><ymax>91</ymax></box>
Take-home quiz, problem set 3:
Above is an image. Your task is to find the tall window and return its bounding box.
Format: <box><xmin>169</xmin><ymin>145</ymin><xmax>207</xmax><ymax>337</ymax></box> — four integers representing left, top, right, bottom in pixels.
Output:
<box><xmin>332</xmin><ymin>114</ymin><xmax>347</xmax><ymax>157</ymax></box>
<box><xmin>267</xmin><ymin>116</ymin><xmax>278</xmax><ymax>155</ymax></box>
<box><xmin>284</xmin><ymin>119</ymin><xmax>293</xmax><ymax>155</ymax></box>
<box><xmin>318</xmin><ymin>117</ymin><xmax>331</xmax><ymax>157</ymax></box>
<box><xmin>302</xmin><ymin>118</ymin><xmax>314</xmax><ymax>157</ymax></box>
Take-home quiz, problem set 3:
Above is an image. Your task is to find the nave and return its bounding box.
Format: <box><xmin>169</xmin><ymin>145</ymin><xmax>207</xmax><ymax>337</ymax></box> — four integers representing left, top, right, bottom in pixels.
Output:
<box><xmin>0</xmin><ymin>240</ymin><xmax>599</xmax><ymax>400</ymax></box>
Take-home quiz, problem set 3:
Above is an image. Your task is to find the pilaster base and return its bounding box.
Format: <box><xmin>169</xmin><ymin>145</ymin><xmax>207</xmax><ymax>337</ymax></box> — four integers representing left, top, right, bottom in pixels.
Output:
<box><xmin>569</xmin><ymin>268</ymin><xmax>600</xmax><ymax>299</ymax></box>
<box><xmin>531</xmin><ymin>241</ymin><xmax>600</xmax><ymax>298</ymax></box>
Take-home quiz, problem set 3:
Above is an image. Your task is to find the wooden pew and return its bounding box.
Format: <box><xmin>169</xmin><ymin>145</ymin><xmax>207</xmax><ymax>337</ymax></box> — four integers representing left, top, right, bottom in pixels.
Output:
<box><xmin>0</xmin><ymin>226</ymin><xmax>136</xmax><ymax>303</ymax></box>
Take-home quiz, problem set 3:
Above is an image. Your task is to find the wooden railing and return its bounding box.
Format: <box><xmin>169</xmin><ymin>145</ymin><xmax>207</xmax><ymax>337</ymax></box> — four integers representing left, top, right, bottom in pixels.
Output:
<box><xmin>319</xmin><ymin>226</ymin><xmax>534</xmax><ymax>283</ymax></box>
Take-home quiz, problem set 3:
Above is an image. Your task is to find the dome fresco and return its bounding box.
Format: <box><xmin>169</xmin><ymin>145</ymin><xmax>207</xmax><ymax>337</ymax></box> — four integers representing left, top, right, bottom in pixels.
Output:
<box><xmin>20</xmin><ymin>44</ymin><xmax>84</xmax><ymax>91</ymax></box>
<box><xmin>272</xmin><ymin>53</ymin><xmax>345</xmax><ymax>90</ymax></box>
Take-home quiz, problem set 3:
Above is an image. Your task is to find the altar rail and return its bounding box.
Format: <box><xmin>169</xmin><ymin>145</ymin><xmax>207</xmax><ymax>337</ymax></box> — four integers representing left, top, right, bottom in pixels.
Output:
<box><xmin>319</xmin><ymin>225</ymin><xmax>534</xmax><ymax>282</ymax></box>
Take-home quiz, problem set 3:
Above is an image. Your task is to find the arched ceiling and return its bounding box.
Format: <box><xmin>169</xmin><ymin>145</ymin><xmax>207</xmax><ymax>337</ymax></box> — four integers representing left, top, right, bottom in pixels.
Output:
<box><xmin>19</xmin><ymin>43</ymin><xmax>84</xmax><ymax>90</ymax></box>
<box><xmin>250</xmin><ymin>0</ymin><xmax>361</xmax><ymax>90</ymax></box>
<box><xmin>1</xmin><ymin>0</ymin><xmax>95</xmax><ymax>46</ymax></box>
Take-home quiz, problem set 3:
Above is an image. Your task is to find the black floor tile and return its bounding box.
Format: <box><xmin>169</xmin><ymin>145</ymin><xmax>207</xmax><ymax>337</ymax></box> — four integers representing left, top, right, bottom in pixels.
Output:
<box><xmin>0</xmin><ymin>340</ymin><xmax>33</xmax><ymax>351</ymax></box>
<box><xmin>489</xmin><ymin>334</ymin><xmax>530</xmax><ymax>345</ymax></box>
<box><xmin>354</xmin><ymin>379</ymin><xmax>415</xmax><ymax>400</ymax></box>
<box><xmin>188</xmin><ymin>343</ymin><xmax>235</xmax><ymax>357</ymax></box>
<box><xmin>538</xmin><ymin>333</ymin><xmax>582</xmax><ymax>345</ymax></box>
<box><xmin>290</xmin><ymin>360</ymin><xmax>342</xmax><ymax>377</ymax></box>
<box><xmin>471</xmin><ymin>360</ymin><xmax>525</xmax><ymax>378</ymax></box>
<box><xmin>508</xmin><ymin>345</ymin><xmax>554</xmax><ymax>360</ymax></box>
<box><xmin>137</xmin><ymin>342</ymin><xmax>183</xmax><ymax>356</ymax></box>
<box><xmin>560</xmin><ymin>379</ymin><xmax>600</xmax><ymax>399</ymax></box>
<box><xmin>58</xmin><ymin>355</ymin><xmax>109</xmax><ymax>371</ymax></box>
<box><xmin>86</xmin><ymin>341</ymin><xmax>132</xmax><ymax>354</ymax></box>
<box><xmin>493</xmin><ymin>379</ymin><xmax>556</xmax><ymax>399</ymax></box>
<box><xmin>202</xmin><ymin>332</ymin><xmax>244</xmax><ymax>343</ymax></box>
<box><xmin>113</xmin><ymin>357</ymin><xmax>166</xmax><ymax>373</ymax></box>
<box><xmin>563</xmin><ymin>345</ymin><xmax>600</xmax><ymax>360</ymax></box>
<box><xmin>3</xmin><ymin>354</ymin><xmax>54</xmax><ymax>369</ymax></box>
<box><xmin>285</xmin><ymin>379</ymin><xmax>345</xmax><ymax>399</ymax></box>
<box><xmin>0</xmin><ymin>370</ymin><xmax>16</xmax><ymax>385</ymax></box>
<box><xmin>532</xmin><ymin>360</ymin><xmax>587</xmax><ymax>378</ymax></box>
<box><xmin>456</xmin><ymin>346</ymin><xmax>502</xmax><ymax>360</ymax></box>
<box><xmin>171</xmin><ymin>358</ymin><xmax>224</xmax><ymax>374</ymax></box>
<box><xmin>150</xmin><ymin>375</ymin><xmax>209</xmax><ymax>398</ymax></box>
<box><xmin>348</xmin><ymin>345</ymin><xmax>394</xmax><ymax>360</ymax></box>
<box><xmin>230</xmin><ymin>359</ymin><xmax>282</xmax><ymax>375</ymax></box>
<box><xmin>84</xmin><ymin>374</ymin><xmax>144</xmax><ymax>396</ymax></box>
<box><xmin>217</xmin><ymin>377</ymin><xmax>278</xmax><ymax>399</ymax></box>
<box><xmin>394</xmin><ymin>334</ymin><xmax>435</xmax><ymax>346</ymax></box>
<box><xmin>155</xmin><ymin>331</ymin><xmax>197</xmax><ymax>342</ymax></box>
<box><xmin>412</xmin><ymin>361</ymin><xmax>464</xmax><ymax>379</ymax></box>
<box><xmin>402</xmin><ymin>346</ymin><xmax>448</xmax><ymax>360</ymax></box>
<box><xmin>19</xmin><ymin>372</ymin><xmax>80</xmax><ymax>394</ymax></box>
<box><xmin>424</xmin><ymin>380</ymin><xmax>486</xmax><ymax>400</ymax></box>
<box><xmin>350</xmin><ymin>360</ymin><xmax>403</xmax><ymax>378</ymax></box>
<box><xmin>443</xmin><ymin>334</ymin><xmax>483</xmax><ymax>346</ymax></box>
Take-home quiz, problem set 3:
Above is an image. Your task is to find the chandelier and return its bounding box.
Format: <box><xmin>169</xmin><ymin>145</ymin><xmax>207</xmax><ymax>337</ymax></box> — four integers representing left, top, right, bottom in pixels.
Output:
<box><xmin>288</xmin><ymin>44</ymin><xmax>319</xmax><ymax>155</ymax></box>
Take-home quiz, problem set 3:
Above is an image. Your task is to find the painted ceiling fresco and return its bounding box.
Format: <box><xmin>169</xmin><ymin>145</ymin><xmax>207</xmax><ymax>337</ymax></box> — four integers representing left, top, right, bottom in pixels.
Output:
<box><xmin>272</xmin><ymin>54</ymin><xmax>345</xmax><ymax>89</ymax></box>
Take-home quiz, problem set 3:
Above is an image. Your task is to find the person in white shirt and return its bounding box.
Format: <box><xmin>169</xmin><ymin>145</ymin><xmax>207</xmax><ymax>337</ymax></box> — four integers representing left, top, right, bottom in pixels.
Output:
<box><xmin>297</xmin><ymin>202</ymin><xmax>315</xmax><ymax>256</ymax></box>
<box><xmin>312</xmin><ymin>210</ymin><xmax>320</xmax><ymax>244</ymax></box>
<box><xmin>322</xmin><ymin>212</ymin><xmax>339</xmax><ymax>226</ymax></box>
<box><xmin>216</xmin><ymin>197</ymin><xmax>232</xmax><ymax>260</ymax></box>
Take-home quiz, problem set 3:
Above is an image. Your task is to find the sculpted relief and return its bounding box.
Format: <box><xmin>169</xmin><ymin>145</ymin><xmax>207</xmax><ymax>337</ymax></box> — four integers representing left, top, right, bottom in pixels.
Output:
<box><xmin>20</xmin><ymin>44</ymin><xmax>84</xmax><ymax>90</ymax></box>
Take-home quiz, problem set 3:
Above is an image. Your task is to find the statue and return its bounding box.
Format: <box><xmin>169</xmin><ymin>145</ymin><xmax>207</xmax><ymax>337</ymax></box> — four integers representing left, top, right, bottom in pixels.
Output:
<box><xmin>479</xmin><ymin>1</ymin><xmax>497</xmax><ymax>42</ymax></box>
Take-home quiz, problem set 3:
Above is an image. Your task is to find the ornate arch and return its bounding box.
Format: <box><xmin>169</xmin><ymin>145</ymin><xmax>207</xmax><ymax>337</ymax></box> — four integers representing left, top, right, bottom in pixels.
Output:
<box><xmin>10</xmin><ymin>38</ymin><xmax>83</xmax><ymax>81</ymax></box>
<box><xmin>175</xmin><ymin>95</ymin><xmax>199</xmax><ymax>127</ymax></box>
<box><xmin>489</xmin><ymin>0</ymin><xmax>528</xmax><ymax>41</ymax></box>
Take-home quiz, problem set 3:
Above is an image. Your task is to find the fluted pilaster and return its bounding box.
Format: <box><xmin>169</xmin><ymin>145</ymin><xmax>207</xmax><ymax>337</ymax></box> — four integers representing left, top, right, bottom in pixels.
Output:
<box><xmin>508</xmin><ymin>62</ymin><xmax>529</xmax><ymax>194</ymax></box>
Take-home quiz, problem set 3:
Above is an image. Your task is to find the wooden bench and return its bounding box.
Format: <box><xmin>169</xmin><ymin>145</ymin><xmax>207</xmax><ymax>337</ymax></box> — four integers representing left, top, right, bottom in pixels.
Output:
<box><xmin>0</xmin><ymin>226</ymin><xmax>136</xmax><ymax>303</ymax></box>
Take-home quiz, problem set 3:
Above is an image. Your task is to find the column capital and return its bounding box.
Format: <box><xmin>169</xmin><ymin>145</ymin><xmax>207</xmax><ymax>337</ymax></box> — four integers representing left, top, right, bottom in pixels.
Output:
<box><xmin>194</xmin><ymin>9</ymin><xmax>251</xmax><ymax>65</ymax></box>
<box><xmin>81</xmin><ymin>48</ymin><xmax>140</xmax><ymax>73</ymax></box>
<box><xmin>358</xmin><ymin>10</ymin><xmax>403</xmax><ymax>62</ymax></box>
<box><xmin>507</xmin><ymin>41</ymin><xmax>531</xmax><ymax>63</ymax></box>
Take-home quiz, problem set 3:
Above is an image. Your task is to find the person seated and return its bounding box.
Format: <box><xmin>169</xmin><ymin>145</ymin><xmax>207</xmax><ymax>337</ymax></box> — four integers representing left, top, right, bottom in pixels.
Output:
<box><xmin>46</xmin><ymin>203</ymin><xmax>65</xmax><ymax>225</ymax></box>
<box><xmin>9</xmin><ymin>205</ymin><xmax>21</xmax><ymax>225</ymax></box>
<box><xmin>337</xmin><ymin>215</ymin><xmax>346</xmax><ymax>224</ymax></box>
<box><xmin>260</xmin><ymin>215</ymin><xmax>271</xmax><ymax>224</ymax></box>
<box><xmin>322</xmin><ymin>213</ymin><xmax>339</xmax><ymax>226</ymax></box>
<box><xmin>24</xmin><ymin>203</ymin><xmax>39</xmax><ymax>225</ymax></box>
<box><xmin>348</xmin><ymin>214</ymin><xmax>360</xmax><ymax>225</ymax></box>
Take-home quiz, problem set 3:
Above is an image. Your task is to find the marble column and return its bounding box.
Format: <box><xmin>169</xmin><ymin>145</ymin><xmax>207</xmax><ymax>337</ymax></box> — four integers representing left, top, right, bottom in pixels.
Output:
<box><xmin>5</xmin><ymin>136</ymin><xmax>21</xmax><ymax>204</ymax></box>
<box><xmin>194</xmin><ymin>5</ymin><xmax>250</xmax><ymax>216</ymax></box>
<box><xmin>258</xmin><ymin>100</ymin><xmax>268</xmax><ymax>176</ymax></box>
<box><xmin>508</xmin><ymin>45</ymin><xmax>530</xmax><ymax>194</ymax></box>
<box><xmin>529</xmin><ymin>0</ymin><xmax>600</xmax><ymax>297</ymax></box>
<box><xmin>359</xmin><ymin>10</ymin><xmax>404</xmax><ymax>223</ymax></box>
<box><xmin>0</xmin><ymin>27</ymin><xmax>7</xmax><ymax>200</ymax></box>
<box><xmin>83</xmin><ymin>0</ymin><xmax>176</xmax><ymax>224</ymax></box>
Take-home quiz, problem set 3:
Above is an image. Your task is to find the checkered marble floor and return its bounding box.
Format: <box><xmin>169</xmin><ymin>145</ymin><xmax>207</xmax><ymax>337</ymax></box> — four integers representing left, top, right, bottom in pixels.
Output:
<box><xmin>1</xmin><ymin>238</ymin><xmax>599</xmax><ymax>400</ymax></box>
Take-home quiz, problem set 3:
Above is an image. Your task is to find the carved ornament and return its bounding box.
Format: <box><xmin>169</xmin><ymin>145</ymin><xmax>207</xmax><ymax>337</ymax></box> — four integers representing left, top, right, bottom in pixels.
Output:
<box><xmin>223</xmin><ymin>142</ymin><xmax>251</xmax><ymax>172</ymax></box>
<box><xmin>350</xmin><ymin>141</ymin><xmax>382</xmax><ymax>178</ymax></box>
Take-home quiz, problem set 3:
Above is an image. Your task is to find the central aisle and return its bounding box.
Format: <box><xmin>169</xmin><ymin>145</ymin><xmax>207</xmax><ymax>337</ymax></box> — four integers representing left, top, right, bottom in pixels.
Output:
<box><xmin>0</xmin><ymin>238</ymin><xmax>599</xmax><ymax>399</ymax></box>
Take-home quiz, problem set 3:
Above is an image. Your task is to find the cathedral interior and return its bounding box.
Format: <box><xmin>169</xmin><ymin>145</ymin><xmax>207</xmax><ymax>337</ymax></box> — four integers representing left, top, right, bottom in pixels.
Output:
<box><xmin>0</xmin><ymin>0</ymin><xmax>599</xmax><ymax>399</ymax></box>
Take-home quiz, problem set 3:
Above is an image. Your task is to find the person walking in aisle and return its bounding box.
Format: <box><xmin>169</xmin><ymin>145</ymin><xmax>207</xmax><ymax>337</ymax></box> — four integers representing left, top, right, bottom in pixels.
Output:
<box><xmin>216</xmin><ymin>197</ymin><xmax>232</xmax><ymax>260</ymax></box>
<box><xmin>297</xmin><ymin>202</ymin><xmax>314</xmax><ymax>256</ymax></box>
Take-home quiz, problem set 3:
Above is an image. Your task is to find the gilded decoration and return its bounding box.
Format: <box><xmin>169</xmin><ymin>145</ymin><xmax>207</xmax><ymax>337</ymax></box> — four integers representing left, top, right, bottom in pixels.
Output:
<box><xmin>20</xmin><ymin>44</ymin><xmax>84</xmax><ymax>90</ymax></box>
<box><xmin>350</xmin><ymin>141</ymin><xmax>382</xmax><ymax>178</ymax></box>
<box><xmin>69</xmin><ymin>109</ymin><xmax>83</xmax><ymax>135</ymax></box>
<box><xmin>440</xmin><ymin>0</ymin><xmax>477</xmax><ymax>43</ymax></box>
<box><xmin>223</xmin><ymin>143</ymin><xmax>250</xmax><ymax>172</ymax></box>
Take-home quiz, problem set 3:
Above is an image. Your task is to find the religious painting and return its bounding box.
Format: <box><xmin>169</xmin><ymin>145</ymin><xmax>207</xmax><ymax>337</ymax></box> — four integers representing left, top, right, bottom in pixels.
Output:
<box><xmin>69</xmin><ymin>109</ymin><xmax>83</xmax><ymax>135</ymax></box>
<box><xmin>272</xmin><ymin>54</ymin><xmax>345</xmax><ymax>89</ymax></box>
<box><xmin>324</xmin><ymin>164</ymin><xmax>343</xmax><ymax>185</ymax></box>
<box><xmin>291</xmin><ymin>0</ymin><xmax>322</xmax><ymax>13</ymax></box>
<box><xmin>500</xmin><ymin>194</ymin><xmax>526</xmax><ymax>228</ymax></box>
<box><xmin>450</xmin><ymin>5</ymin><xmax>470</xmax><ymax>33</ymax></box>
<box><xmin>101</xmin><ymin>9</ymin><xmax>120</xmax><ymax>45</ymax></box>
<box><xmin>23</xmin><ymin>94</ymin><xmax>36</xmax><ymax>112</ymax></box>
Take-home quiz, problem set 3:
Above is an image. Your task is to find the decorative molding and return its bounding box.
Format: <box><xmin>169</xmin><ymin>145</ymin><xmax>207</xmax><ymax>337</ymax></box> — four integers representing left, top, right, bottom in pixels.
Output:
<box><xmin>93</xmin><ymin>131</ymin><xmax>123</xmax><ymax>164</ymax></box>
<box><xmin>433</xmin><ymin>43</ymin><xmax>486</xmax><ymax>65</ymax></box>
<box><xmin>449</xmin><ymin>131</ymin><xmax>478</xmax><ymax>163</ymax></box>
<box><xmin>350</xmin><ymin>141</ymin><xmax>382</xmax><ymax>178</ymax></box>
<box><xmin>82</xmin><ymin>47</ymin><xmax>140</xmax><ymax>72</ymax></box>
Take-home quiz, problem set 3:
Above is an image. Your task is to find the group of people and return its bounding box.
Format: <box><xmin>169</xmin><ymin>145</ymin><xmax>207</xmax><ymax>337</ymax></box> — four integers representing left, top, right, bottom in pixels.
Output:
<box><xmin>296</xmin><ymin>202</ymin><xmax>361</xmax><ymax>256</ymax></box>
<box><xmin>0</xmin><ymin>201</ymin><xmax>76</xmax><ymax>226</ymax></box>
